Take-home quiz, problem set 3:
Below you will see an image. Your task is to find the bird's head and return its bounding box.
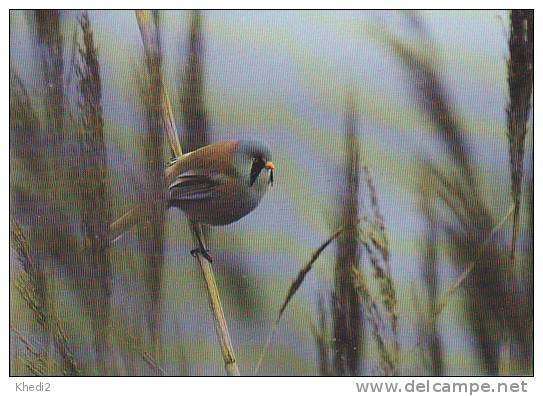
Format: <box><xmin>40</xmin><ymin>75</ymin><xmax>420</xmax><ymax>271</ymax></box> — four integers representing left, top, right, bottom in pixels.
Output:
<box><xmin>234</xmin><ymin>140</ymin><xmax>275</xmax><ymax>190</ymax></box>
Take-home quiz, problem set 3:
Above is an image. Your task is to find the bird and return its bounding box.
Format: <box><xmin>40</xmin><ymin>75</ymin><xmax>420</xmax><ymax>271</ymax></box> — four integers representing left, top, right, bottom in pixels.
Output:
<box><xmin>109</xmin><ymin>139</ymin><xmax>275</xmax><ymax>262</ymax></box>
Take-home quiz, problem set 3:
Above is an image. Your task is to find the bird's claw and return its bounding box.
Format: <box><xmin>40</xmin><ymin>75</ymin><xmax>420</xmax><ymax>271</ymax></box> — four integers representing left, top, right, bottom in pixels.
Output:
<box><xmin>190</xmin><ymin>247</ymin><xmax>213</xmax><ymax>263</ymax></box>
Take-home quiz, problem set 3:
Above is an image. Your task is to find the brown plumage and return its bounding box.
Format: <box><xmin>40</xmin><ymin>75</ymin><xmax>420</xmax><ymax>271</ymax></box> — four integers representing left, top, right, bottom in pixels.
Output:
<box><xmin>109</xmin><ymin>139</ymin><xmax>274</xmax><ymax>241</ymax></box>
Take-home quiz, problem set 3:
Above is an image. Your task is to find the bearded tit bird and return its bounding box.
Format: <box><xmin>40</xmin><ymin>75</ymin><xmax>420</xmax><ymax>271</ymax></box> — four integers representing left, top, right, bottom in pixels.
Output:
<box><xmin>109</xmin><ymin>139</ymin><xmax>275</xmax><ymax>262</ymax></box>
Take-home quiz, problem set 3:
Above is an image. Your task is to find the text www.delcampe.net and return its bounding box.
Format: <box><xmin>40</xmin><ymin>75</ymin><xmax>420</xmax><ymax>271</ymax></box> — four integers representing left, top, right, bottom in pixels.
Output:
<box><xmin>355</xmin><ymin>380</ymin><xmax>528</xmax><ymax>395</ymax></box>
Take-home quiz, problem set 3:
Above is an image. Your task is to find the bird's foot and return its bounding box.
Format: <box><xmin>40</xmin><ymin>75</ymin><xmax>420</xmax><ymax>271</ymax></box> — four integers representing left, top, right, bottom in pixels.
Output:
<box><xmin>190</xmin><ymin>247</ymin><xmax>213</xmax><ymax>262</ymax></box>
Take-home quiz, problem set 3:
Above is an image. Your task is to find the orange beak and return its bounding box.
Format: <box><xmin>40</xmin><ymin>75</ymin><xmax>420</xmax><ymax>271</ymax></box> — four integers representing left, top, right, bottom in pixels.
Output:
<box><xmin>265</xmin><ymin>161</ymin><xmax>275</xmax><ymax>170</ymax></box>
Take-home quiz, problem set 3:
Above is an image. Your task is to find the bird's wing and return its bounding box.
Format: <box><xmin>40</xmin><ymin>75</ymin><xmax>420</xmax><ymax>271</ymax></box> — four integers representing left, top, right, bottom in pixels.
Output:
<box><xmin>168</xmin><ymin>170</ymin><xmax>224</xmax><ymax>201</ymax></box>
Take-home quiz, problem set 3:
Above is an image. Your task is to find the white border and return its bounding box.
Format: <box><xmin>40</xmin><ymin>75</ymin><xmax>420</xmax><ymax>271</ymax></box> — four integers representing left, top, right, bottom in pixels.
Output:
<box><xmin>4</xmin><ymin>4</ymin><xmax>539</xmax><ymax>396</ymax></box>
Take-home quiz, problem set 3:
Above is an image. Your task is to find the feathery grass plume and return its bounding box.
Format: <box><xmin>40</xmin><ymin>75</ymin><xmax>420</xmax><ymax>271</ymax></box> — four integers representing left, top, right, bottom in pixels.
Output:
<box><xmin>15</xmin><ymin>10</ymin><xmax>121</xmax><ymax>375</ymax></box>
<box><xmin>383</xmin><ymin>13</ymin><xmax>532</xmax><ymax>374</ymax></box>
<box><xmin>28</xmin><ymin>9</ymin><xmax>68</xmax><ymax>214</ymax></box>
<box><xmin>9</xmin><ymin>65</ymin><xmax>55</xmax><ymax>374</ymax></box>
<box><xmin>417</xmin><ymin>161</ymin><xmax>443</xmax><ymax>375</ymax></box>
<box><xmin>10</xmin><ymin>220</ymin><xmax>79</xmax><ymax>375</ymax></box>
<box><xmin>331</xmin><ymin>93</ymin><xmax>363</xmax><ymax>376</ymax></box>
<box><xmin>33</xmin><ymin>11</ymin><xmax>75</xmax><ymax>198</ymax></box>
<box><xmin>74</xmin><ymin>11</ymin><xmax>114</xmax><ymax>375</ymax></box>
<box><xmin>11</xmin><ymin>13</ymin><xmax>71</xmax><ymax>373</ymax></box>
<box><xmin>257</xmin><ymin>97</ymin><xmax>396</xmax><ymax>374</ymax></box>
<box><xmin>10</xmin><ymin>70</ymin><xmax>44</xmax><ymax>176</ymax></box>
<box><xmin>9</xmin><ymin>71</ymin><xmax>49</xmax><ymax>370</ymax></box>
<box><xmin>35</xmin><ymin>10</ymin><xmax>115</xmax><ymax>376</ymax></box>
<box><xmin>27</xmin><ymin>10</ymin><xmax>113</xmax><ymax>375</ymax></box>
<box><xmin>136</xmin><ymin>10</ymin><xmax>166</xmax><ymax>366</ymax></box>
<box><xmin>359</xmin><ymin>164</ymin><xmax>399</xmax><ymax>368</ymax></box>
<box><xmin>10</xmin><ymin>219</ymin><xmax>51</xmax><ymax>375</ymax></box>
<box><xmin>506</xmin><ymin>10</ymin><xmax>533</xmax><ymax>267</ymax></box>
<box><xmin>351</xmin><ymin>149</ymin><xmax>399</xmax><ymax>375</ymax></box>
<box><xmin>309</xmin><ymin>95</ymin><xmax>397</xmax><ymax>376</ymax></box>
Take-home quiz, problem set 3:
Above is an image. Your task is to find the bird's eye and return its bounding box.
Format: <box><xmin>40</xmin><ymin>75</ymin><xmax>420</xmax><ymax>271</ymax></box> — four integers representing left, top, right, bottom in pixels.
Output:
<box><xmin>249</xmin><ymin>158</ymin><xmax>265</xmax><ymax>186</ymax></box>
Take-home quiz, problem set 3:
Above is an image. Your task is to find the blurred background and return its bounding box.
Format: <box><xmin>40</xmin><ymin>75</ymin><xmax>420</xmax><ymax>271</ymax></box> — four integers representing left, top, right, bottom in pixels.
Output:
<box><xmin>9</xmin><ymin>10</ymin><xmax>533</xmax><ymax>376</ymax></box>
